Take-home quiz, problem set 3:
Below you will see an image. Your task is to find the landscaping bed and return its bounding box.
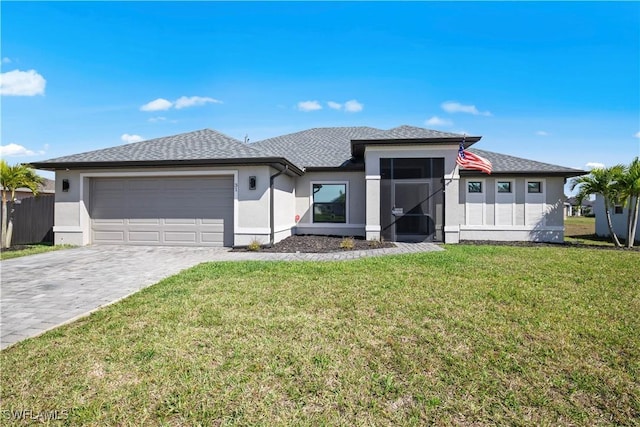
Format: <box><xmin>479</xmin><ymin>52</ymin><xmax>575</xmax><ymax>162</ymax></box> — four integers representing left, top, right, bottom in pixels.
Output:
<box><xmin>233</xmin><ymin>234</ymin><xmax>396</xmax><ymax>253</ymax></box>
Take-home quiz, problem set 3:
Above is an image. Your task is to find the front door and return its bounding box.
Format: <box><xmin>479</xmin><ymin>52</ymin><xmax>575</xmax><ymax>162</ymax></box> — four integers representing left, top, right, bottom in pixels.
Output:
<box><xmin>392</xmin><ymin>182</ymin><xmax>434</xmax><ymax>242</ymax></box>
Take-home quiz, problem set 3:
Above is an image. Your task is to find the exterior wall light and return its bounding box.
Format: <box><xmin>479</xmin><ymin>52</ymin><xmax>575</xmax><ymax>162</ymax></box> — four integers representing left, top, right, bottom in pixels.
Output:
<box><xmin>249</xmin><ymin>176</ymin><xmax>257</xmax><ymax>190</ymax></box>
<box><xmin>62</xmin><ymin>179</ymin><xmax>70</xmax><ymax>192</ymax></box>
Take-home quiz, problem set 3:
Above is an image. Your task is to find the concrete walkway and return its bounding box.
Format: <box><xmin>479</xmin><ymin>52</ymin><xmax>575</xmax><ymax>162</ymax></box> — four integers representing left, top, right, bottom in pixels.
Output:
<box><xmin>0</xmin><ymin>243</ymin><xmax>442</xmax><ymax>349</ymax></box>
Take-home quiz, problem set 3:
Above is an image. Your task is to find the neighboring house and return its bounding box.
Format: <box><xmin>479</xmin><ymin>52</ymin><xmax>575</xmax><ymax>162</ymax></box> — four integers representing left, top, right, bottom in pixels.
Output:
<box><xmin>8</xmin><ymin>178</ymin><xmax>55</xmax><ymax>200</ymax></box>
<box><xmin>564</xmin><ymin>196</ymin><xmax>593</xmax><ymax>217</ymax></box>
<box><xmin>593</xmin><ymin>195</ymin><xmax>640</xmax><ymax>243</ymax></box>
<box><xmin>31</xmin><ymin>126</ymin><xmax>585</xmax><ymax>247</ymax></box>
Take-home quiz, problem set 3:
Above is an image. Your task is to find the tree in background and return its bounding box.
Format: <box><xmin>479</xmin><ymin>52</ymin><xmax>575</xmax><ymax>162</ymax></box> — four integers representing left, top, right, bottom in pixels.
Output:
<box><xmin>1</xmin><ymin>160</ymin><xmax>44</xmax><ymax>248</ymax></box>
<box><xmin>619</xmin><ymin>157</ymin><xmax>640</xmax><ymax>248</ymax></box>
<box><xmin>571</xmin><ymin>165</ymin><xmax>625</xmax><ymax>247</ymax></box>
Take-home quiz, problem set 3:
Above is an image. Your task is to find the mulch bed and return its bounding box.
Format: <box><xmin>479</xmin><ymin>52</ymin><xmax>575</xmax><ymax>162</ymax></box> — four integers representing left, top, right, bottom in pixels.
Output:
<box><xmin>233</xmin><ymin>235</ymin><xmax>639</xmax><ymax>253</ymax></box>
<box><xmin>232</xmin><ymin>235</ymin><xmax>396</xmax><ymax>253</ymax></box>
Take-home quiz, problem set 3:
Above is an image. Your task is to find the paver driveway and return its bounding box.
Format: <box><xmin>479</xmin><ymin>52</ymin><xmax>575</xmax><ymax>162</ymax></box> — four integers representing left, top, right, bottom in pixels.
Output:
<box><xmin>1</xmin><ymin>242</ymin><xmax>442</xmax><ymax>350</ymax></box>
<box><xmin>0</xmin><ymin>246</ymin><xmax>228</xmax><ymax>349</ymax></box>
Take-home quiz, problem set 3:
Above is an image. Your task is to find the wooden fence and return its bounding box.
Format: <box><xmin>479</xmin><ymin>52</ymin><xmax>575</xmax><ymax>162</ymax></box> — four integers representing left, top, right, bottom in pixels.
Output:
<box><xmin>0</xmin><ymin>195</ymin><xmax>54</xmax><ymax>245</ymax></box>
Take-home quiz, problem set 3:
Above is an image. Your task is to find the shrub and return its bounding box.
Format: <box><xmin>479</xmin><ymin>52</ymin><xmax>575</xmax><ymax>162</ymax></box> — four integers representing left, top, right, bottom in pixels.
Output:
<box><xmin>340</xmin><ymin>237</ymin><xmax>355</xmax><ymax>250</ymax></box>
<box><xmin>247</xmin><ymin>239</ymin><xmax>262</xmax><ymax>252</ymax></box>
<box><xmin>368</xmin><ymin>236</ymin><xmax>384</xmax><ymax>249</ymax></box>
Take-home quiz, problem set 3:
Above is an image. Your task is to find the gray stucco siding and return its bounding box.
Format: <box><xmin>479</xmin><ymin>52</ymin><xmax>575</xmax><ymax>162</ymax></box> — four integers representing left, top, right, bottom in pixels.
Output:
<box><xmin>294</xmin><ymin>171</ymin><xmax>366</xmax><ymax>236</ymax></box>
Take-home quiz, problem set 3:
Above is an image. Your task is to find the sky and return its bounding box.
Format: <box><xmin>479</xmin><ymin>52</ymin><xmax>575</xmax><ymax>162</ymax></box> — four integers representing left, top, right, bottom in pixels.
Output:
<box><xmin>1</xmin><ymin>1</ymin><xmax>639</xmax><ymax>193</ymax></box>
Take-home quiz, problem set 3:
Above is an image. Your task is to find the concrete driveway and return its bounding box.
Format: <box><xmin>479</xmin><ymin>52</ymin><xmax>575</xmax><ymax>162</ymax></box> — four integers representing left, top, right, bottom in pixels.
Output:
<box><xmin>0</xmin><ymin>245</ymin><xmax>228</xmax><ymax>349</ymax></box>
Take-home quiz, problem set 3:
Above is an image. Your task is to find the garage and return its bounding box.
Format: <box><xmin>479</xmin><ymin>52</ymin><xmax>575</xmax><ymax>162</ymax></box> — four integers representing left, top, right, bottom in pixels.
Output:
<box><xmin>90</xmin><ymin>176</ymin><xmax>234</xmax><ymax>246</ymax></box>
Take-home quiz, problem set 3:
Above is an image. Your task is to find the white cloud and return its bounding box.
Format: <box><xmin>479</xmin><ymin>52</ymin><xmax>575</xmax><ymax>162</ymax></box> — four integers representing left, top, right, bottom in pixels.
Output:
<box><xmin>121</xmin><ymin>133</ymin><xmax>144</xmax><ymax>143</ymax></box>
<box><xmin>441</xmin><ymin>101</ymin><xmax>491</xmax><ymax>116</ymax></box>
<box><xmin>344</xmin><ymin>99</ymin><xmax>363</xmax><ymax>113</ymax></box>
<box><xmin>297</xmin><ymin>100</ymin><xmax>322</xmax><ymax>112</ymax></box>
<box><xmin>536</xmin><ymin>130</ymin><xmax>549</xmax><ymax>136</ymax></box>
<box><xmin>0</xmin><ymin>69</ymin><xmax>46</xmax><ymax>96</ymax></box>
<box><xmin>148</xmin><ymin>116</ymin><xmax>167</xmax><ymax>123</ymax></box>
<box><xmin>0</xmin><ymin>143</ymin><xmax>45</xmax><ymax>157</ymax></box>
<box><xmin>634</xmin><ymin>131</ymin><xmax>640</xmax><ymax>138</ymax></box>
<box><xmin>425</xmin><ymin>116</ymin><xmax>453</xmax><ymax>127</ymax></box>
<box><xmin>327</xmin><ymin>101</ymin><xmax>342</xmax><ymax>110</ymax></box>
<box><xmin>2</xmin><ymin>57</ymin><xmax>11</xmax><ymax>64</ymax></box>
<box><xmin>140</xmin><ymin>98</ymin><xmax>172</xmax><ymax>111</ymax></box>
<box><xmin>174</xmin><ymin>96</ymin><xmax>222</xmax><ymax>109</ymax></box>
<box><xmin>585</xmin><ymin>162</ymin><xmax>605</xmax><ymax>170</ymax></box>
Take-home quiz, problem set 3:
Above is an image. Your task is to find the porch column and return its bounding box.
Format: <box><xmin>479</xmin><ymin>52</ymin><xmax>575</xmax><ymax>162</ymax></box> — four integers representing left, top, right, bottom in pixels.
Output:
<box><xmin>443</xmin><ymin>172</ymin><xmax>461</xmax><ymax>243</ymax></box>
<box><xmin>365</xmin><ymin>174</ymin><xmax>381</xmax><ymax>240</ymax></box>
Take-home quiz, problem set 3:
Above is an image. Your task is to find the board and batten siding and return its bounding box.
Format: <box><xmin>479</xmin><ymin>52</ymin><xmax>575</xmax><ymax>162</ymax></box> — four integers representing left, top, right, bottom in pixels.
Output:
<box><xmin>460</xmin><ymin>176</ymin><xmax>564</xmax><ymax>242</ymax></box>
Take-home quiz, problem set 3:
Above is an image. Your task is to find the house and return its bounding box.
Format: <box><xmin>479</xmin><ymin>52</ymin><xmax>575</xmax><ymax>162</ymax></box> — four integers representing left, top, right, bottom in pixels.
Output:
<box><xmin>593</xmin><ymin>195</ymin><xmax>640</xmax><ymax>243</ymax></box>
<box><xmin>31</xmin><ymin>126</ymin><xmax>585</xmax><ymax>247</ymax></box>
<box><xmin>8</xmin><ymin>178</ymin><xmax>55</xmax><ymax>200</ymax></box>
<box><xmin>564</xmin><ymin>196</ymin><xmax>593</xmax><ymax>217</ymax></box>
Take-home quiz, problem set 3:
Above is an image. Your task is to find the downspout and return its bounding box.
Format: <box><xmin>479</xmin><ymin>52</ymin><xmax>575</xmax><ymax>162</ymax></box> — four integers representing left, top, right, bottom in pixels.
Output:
<box><xmin>269</xmin><ymin>165</ymin><xmax>288</xmax><ymax>246</ymax></box>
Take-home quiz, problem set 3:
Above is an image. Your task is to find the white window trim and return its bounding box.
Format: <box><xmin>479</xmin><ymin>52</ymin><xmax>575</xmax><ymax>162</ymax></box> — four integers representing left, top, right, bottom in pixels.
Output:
<box><xmin>495</xmin><ymin>179</ymin><xmax>516</xmax><ymax>226</ymax></box>
<box><xmin>526</xmin><ymin>179</ymin><xmax>544</xmax><ymax>194</ymax></box>
<box><xmin>465</xmin><ymin>178</ymin><xmax>486</xmax><ymax>226</ymax></box>
<box><xmin>310</xmin><ymin>181</ymin><xmax>349</xmax><ymax>224</ymax></box>
<box><xmin>467</xmin><ymin>180</ymin><xmax>484</xmax><ymax>194</ymax></box>
<box><xmin>496</xmin><ymin>180</ymin><xmax>513</xmax><ymax>194</ymax></box>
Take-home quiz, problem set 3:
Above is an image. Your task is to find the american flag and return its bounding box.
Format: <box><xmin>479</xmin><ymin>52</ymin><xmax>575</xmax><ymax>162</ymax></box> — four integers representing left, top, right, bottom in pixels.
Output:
<box><xmin>456</xmin><ymin>142</ymin><xmax>493</xmax><ymax>174</ymax></box>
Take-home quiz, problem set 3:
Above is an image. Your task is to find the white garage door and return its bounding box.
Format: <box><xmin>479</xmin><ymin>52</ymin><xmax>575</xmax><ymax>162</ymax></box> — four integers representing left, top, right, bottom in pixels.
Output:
<box><xmin>91</xmin><ymin>176</ymin><xmax>234</xmax><ymax>246</ymax></box>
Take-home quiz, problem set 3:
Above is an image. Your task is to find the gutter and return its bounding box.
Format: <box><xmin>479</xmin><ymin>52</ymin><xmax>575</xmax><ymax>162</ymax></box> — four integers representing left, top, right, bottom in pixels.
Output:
<box><xmin>269</xmin><ymin>165</ymin><xmax>289</xmax><ymax>246</ymax></box>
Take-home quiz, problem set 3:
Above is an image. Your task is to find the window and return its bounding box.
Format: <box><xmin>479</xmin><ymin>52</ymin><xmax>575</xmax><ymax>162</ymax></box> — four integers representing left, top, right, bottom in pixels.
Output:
<box><xmin>527</xmin><ymin>181</ymin><xmax>542</xmax><ymax>193</ymax></box>
<box><xmin>468</xmin><ymin>181</ymin><xmax>483</xmax><ymax>193</ymax></box>
<box><xmin>614</xmin><ymin>205</ymin><xmax>624</xmax><ymax>214</ymax></box>
<box><xmin>312</xmin><ymin>183</ymin><xmax>347</xmax><ymax>223</ymax></box>
<box><xmin>497</xmin><ymin>181</ymin><xmax>512</xmax><ymax>193</ymax></box>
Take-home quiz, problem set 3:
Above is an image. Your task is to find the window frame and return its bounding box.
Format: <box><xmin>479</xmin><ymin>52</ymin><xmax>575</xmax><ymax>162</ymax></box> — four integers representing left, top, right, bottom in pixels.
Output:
<box><xmin>310</xmin><ymin>181</ymin><xmax>349</xmax><ymax>224</ymax></box>
<box><xmin>527</xmin><ymin>181</ymin><xmax>543</xmax><ymax>194</ymax></box>
<box><xmin>497</xmin><ymin>181</ymin><xmax>512</xmax><ymax>193</ymax></box>
<box><xmin>467</xmin><ymin>181</ymin><xmax>483</xmax><ymax>194</ymax></box>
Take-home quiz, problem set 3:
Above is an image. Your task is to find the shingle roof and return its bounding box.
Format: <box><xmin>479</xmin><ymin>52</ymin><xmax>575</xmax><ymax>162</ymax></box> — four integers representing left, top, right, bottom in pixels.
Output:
<box><xmin>252</xmin><ymin>126</ymin><xmax>381</xmax><ymax>168</ymax></box>
<box><xmin>467</xmin><ymin>148</ymin><xmax>585</xmax><ymax>176</ymax></box>
<box><xmin>362</xmin><ymin>125</ymin><xmax>466</xmax><ymax>140</ymax></box>
<box><xmin>34</xmin><ymin>129</ymin><xmax>267</xmax><ymax>164</ymax></box>
<box><xmin>31</xmin><ymin>126</ymin><xmax>585</xmax><ymax>177</ymax></box>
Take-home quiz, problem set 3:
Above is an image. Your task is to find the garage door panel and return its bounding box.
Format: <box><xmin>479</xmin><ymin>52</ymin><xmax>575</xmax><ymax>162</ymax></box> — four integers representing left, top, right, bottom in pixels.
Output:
<box><xmin>94</xmin><ymin>231</ymin><xmax>125</xmax><ymax>242</ymax></box>
<box><xmin>129</xmin><ymin>218</ymin><xmax>161</xmax><ymax>225</ymax></box>
<box><xmin>128</xmin><ymin>231</ymin><xmax>161</xmax><ymax>242</ymax></box>
<box><xmin>164</xmin><ymin>232</ymin><xmax>197</xmax><ymax>243</ymax></box>
<box><xmin>164</xmin><ymin>218</ymin><xmax>197</xmax><ymax>225</ymax></box>
<box><xmin>91</xmin><ymin>176</ymin><xmax>234</xmax><ymax>246</ymax></box>
<box><xmin>93</xmin><ymin>218</ymin><xmax>125</xmax><ymax>225</ymax></box>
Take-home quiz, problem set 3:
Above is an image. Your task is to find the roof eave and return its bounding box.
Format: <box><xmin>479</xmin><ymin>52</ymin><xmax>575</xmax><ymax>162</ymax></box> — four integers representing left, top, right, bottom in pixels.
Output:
<box><xmin>459</xmin><ymin>170</ymin><xmax>587</xmax><ymax>178</ymax></box>
<box><xmin>304</xmin><ymin>165</ymin><xmax>365</xmax><ymax>172</ymax></box>
<box><xmin>30</xmin><ymin>157</ymin><xmax>305</xmax><ymax>176</ymax></box>
<box><xmin>351</xmin><ymin>136</ymin><xmax>482</xmax><ymax>157</ymax></box>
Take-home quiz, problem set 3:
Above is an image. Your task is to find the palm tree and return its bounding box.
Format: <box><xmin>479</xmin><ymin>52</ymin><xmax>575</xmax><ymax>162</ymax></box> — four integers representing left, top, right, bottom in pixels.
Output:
<box><xmin>571</xmin><ymin>165</ymin><xmax>625</xmax><ymax>247</ymax></box>
<box><xmin>619</xmin><ymin>157</ymin><xmax>640</xmax><ymax>248</ymax></box>
<box><xmin>1</xmin><ymin>160</ymin><xmax>44</xmax><ymax>248</ymax></box>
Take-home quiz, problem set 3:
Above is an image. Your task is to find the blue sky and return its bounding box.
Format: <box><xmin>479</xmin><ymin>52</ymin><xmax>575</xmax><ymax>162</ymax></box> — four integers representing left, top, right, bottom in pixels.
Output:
<box><xmin>1</xmin><ymin>1</ymin><xmax>639</xmax><ymax>190</ymax></box>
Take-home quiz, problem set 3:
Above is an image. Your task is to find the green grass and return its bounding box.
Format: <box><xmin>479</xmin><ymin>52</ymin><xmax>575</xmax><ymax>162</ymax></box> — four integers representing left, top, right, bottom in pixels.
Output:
<box><xmin>564</xmin><ymin>216</ymin><xmax>616</xmax><ymax>246</ymax></box>
<box><xmin>0</xmin><ymin>243</ymin><xmax>73</xmax><ymax>260</ymax></box>
<box><xmin>1</xmin><ymin>246</ymin><xmax>638</xmax><ymax>425</ymax></box>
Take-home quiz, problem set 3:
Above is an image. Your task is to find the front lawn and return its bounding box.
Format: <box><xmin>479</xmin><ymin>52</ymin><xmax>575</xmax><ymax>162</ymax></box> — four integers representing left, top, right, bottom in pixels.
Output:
<box><xmin>1</xmin><ymin>246</ymin><xmax>638</xmax><ymax>425</ymax></box>
<box><xmin>0</xmin><ymin>243</ymin><xmax>71</xmax><ymax>260</ymax></box>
